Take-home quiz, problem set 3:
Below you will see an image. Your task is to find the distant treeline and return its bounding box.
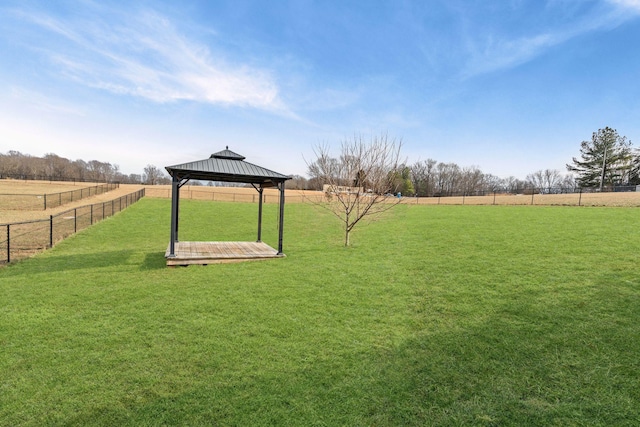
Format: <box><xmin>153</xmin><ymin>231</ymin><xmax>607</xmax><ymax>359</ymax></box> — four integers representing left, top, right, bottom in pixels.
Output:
<box><xmin>0</xmin><ymin>150</ymin><xmax>287</xmax><ymax>188</ymax></box>
<box><xmin>0</xmin><ymin>150</ymin><xmax>608</xmax><ymax>196</ymax></box>
<box><xmin>298</xmin><ymin>160</ymin><xmax>578</xmax><ymax>197</ymax></box>
<box><xmin>0</xmin><ymin>151</ymin><xmax>171</xmax><ymax>184</ymax></box>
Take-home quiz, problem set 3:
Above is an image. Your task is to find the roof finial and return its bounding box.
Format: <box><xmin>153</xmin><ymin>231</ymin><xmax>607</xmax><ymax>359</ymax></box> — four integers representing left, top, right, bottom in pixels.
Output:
<box><xmin>226</xmin><ymin>145</ymin><xmax>229</xmax><ymax>150</ymax></box>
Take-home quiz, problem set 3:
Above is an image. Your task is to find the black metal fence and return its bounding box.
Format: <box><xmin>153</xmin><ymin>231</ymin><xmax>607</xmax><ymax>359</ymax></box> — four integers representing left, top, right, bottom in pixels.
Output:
<box><xmin>396</xmin><ymin>185</ymin><xmax>640</xmax><ymax>206</ymax></box>
<box><xmin>145</xmin><ymin>184</ymin><xmax>640</xmax><ymax>207</ymax></box>
<box><xmin>422</xmin><ymin>185</ymin><xmax>638</xmax><ymax>198</ymax></box>
<box><xmin>0</xmin><ymin>183</ymin><xmax>119</xmax><ymax>210</ymax></box>
<box><xmin>0</xmin><ymin>189</ymin><xmax>145</xmax><ymax>265</ymax></box>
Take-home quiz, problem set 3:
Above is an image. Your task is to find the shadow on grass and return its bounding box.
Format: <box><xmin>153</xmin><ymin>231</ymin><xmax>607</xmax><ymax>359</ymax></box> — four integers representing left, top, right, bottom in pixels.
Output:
<box><xmin>50</xmin><ymin>250</ymin><xmax>135</xmax><ymax>271</ymax></box>
<box><xmin>1</xmin><ymin>248</ymin><xmax>170</xmax><ymax>276</ymax></box>
<box><xmin>1</xmin><ymin>250</ymin><xmax>167</xmax><ymax>278</ymax></box>
<box><xmin>141</xmin><ymin>252</ymin><xmax>167</xmax><ymax>270</ymax></box>
<box><xmin>367</xmin><ymin>297</ymin><xmax>640</xmax><ymax>426</ymax></box>
<box><xmin>10</xmin><ymin>290</ymin><xmax>639</xmax><ymax>426</ymax></box>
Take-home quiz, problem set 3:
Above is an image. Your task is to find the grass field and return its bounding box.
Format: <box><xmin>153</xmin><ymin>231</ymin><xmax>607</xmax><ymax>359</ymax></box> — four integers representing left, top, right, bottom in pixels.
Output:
<box><xmin>1</xmin><ymin>199</ymin><xmax>639</xmax><ymax>426</ymax></box>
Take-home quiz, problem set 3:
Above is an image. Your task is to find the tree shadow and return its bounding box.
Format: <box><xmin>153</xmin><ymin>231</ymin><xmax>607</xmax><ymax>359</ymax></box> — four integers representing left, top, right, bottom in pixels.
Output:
<box><xmin>0</xmin><ymin>249</ymin><xmax>170</xmax><ymax>276</ymax></box>
<box><xmin>0</xmin><ymin>250</ymin><xmax>136</xmax><ymax>276</ymax></box>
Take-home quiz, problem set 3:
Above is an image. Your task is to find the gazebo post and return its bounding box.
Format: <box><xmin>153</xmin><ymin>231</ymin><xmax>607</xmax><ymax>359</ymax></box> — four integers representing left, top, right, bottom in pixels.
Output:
<box><xmin>175</xmin><ymin>180</ymin><xmax>181</xmax><ymax>241</ymax></box>
<box><xmin>277</xmin><ymin>181</ymin><xmax>285</xmax><ymax>255</ymax></box>
<box><xmin>257</xmin><ymin>185</ymin><xmax>264</xmax><ymax>242</ymax></box>
<box><xmin>168</xmin><ymin>175</ymin><xmax>180</xmax><ymax>257</ymax></box>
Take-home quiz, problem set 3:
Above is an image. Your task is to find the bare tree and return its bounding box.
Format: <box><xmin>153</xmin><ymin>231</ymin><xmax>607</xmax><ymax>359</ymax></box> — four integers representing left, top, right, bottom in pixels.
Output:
<box><xmin>410</xmin><ymin>159</ymin><xmax>437</xmax><ymax>196</ymax></box>
<box><xmin>305</xmin><ymin>133</ymin><xmax>403</xmax><ymax>246</ymax></box>
<box><xmin>483</xmin><ymin>174</ymin><xmax>504</xmax><ymax>192</ymax></box>
<box><xmin>526</xmin><ymin>169</ymin><xmax>567</xmax><ymax>193</ymax></box>
<box><xmin>143</xmin><ymin>164</ymin><xmax>165</xmax><ymax>185</ymax></box>
<box><xmin>561</xmin><ymin>174</ymin><xmax>576</xmax><ymax>191</ymax></box>
<box><xmin>459</xmin><ymin>166</ymin><xmax>485</xmax><ymax>195</ymax></box>
<box><xmin>434</xmin><ymin>162</ymin><xmax>461</xmax><ymax>196</ymax></box>
<box><xmin>285</xmin><ymin>174</ymin><xmax>308</xmax><ymax>190</ymax></box>
<box><xmin>503</xmin><ymin>176</ymin><xmax>525</xmax><ymax>193</ymax></box>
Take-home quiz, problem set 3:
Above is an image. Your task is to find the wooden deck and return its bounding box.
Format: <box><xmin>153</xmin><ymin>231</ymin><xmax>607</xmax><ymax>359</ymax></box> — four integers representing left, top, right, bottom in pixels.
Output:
<box><xmin>165</xmin><ymin>241</ymin><xmax>285</xmax><ymax>266</ymax></box>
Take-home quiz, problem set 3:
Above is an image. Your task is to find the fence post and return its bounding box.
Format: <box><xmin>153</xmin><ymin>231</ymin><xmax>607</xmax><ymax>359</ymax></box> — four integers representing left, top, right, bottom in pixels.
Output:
<box><xmin>49</xmin><ymin>215</ymin><xmax>53</xmax><ymax>248</ymax></box>
<box><xmin>74</xmin><ymin>208</ymin><xmax>77</xmax><ymax>233</ymax></box>
<box><xmin>91</xmin><ymin>204</ymin><xmax>93</xmax><ymax>225</ymax></box>
<box><xmin>6</xmin><ymin>224</ymin><xmax>9</xmax><ymax>263</ymax></box>
<box><xmin>531</xmin><ymin>191</ymin><xmax>535</xmax><ymax>205</ymax></box>
<box><xmin>578</xmin><ymin>188</ymin><xmax>582</xmax><ymax>206</ymax></box>
<box><xmin>44</xmin><ymin>194</ymin><xmax>47</xmax><ymax>210</ymax></box>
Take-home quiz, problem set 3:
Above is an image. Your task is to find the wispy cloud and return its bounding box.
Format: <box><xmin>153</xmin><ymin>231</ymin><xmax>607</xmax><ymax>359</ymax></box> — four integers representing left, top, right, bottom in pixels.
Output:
<box><xmin>608</xmin><ymin>0</ymin><xmax>640</xmax><ymax>12</ymax></box>
<box><xmin>460</xmin><ymin>0</ymin><xmax>637</xmax><ymax>78</ymax></box>
<box><xmin>462</xmin><ymin>32</ymin><xmax>558</xmax><ymax>78</ymax></box>
<box><xmin>15</xmin><ymin>6</ymin><xmax>284</xmax><ymax>112</ymax></box>
<box><xmin>7</xmin><ymin>86</ymin><xmax>85</xmax><ymax>116</ymax></box>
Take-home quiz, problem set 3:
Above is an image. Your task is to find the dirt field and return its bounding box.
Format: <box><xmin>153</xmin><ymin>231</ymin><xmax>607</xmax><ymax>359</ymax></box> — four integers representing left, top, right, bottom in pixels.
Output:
<box><xmin>0</xmin><ymin>182</ymin><xmax>144</xmax><ymax>224</ymax></box>
<box><xmin>0</xmin><ymin>179</ymin><xmax>97</xmax><ymax>195</ymax></box>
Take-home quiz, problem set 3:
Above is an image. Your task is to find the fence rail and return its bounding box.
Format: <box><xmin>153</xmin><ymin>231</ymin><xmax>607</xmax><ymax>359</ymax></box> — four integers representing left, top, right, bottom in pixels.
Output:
<box><xmin>0</xmin><ymin>189</ymin><xmax>145</xmax><ymax>265</ymax></box>
<box><xmin>0</xmin><ymin>183</ymin><xmax>119</xmax><ymax>210</ymax></box>
<box><xmin>145</xmin><ymin>185</ymin><xmax>640</xmax><ymax>207</ymax></box>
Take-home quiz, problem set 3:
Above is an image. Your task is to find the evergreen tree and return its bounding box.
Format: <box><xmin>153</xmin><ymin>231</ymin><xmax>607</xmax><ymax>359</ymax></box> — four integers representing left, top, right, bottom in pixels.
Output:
<box><xmin>566</xmin><ymin>127</ymin><xmax>633</xmax><ymax>189</ymax></box>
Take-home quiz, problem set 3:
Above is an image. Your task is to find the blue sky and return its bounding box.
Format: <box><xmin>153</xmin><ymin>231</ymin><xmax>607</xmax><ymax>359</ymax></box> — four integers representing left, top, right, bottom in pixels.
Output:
<box><xmin>1</xmin><ymin>0</ymin><xmax>639</xmax><ymax>179</ymax></box>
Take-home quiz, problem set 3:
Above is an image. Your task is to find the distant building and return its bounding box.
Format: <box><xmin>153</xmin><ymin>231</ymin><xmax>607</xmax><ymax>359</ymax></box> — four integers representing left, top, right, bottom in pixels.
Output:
<box><xmin>323</xmin><ymin>184</ymin><xmax>364</xmax><ymax>194</ymax></box>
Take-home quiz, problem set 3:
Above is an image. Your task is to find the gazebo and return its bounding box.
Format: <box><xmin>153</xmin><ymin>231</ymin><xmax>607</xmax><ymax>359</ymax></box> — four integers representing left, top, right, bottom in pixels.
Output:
<box><xmin>164</xmin><ymin>147</ymin><xmax>291</xmax><ymax>266</ymax></box>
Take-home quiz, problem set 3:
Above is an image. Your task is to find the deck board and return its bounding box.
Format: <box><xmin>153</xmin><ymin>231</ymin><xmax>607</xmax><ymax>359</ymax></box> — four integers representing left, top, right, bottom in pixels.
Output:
<box><xmin>165</xmin><ymin>241</ymin><xmax>284</xmax><ymax>266</ymax></box>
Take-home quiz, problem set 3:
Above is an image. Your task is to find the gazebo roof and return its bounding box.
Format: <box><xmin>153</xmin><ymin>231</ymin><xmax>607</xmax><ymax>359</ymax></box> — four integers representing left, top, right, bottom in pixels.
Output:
<box><xmin>165</xmin><ymin>147</ymin><xmax>291</xmax><ymax>187</ymax></box>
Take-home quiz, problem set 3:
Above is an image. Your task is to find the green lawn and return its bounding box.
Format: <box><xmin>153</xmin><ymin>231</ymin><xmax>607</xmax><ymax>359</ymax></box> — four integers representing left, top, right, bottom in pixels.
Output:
<box><xmin>1</xmin><ymin>198</ymin><xmax>639</xmax><ymax>426</ymax></box>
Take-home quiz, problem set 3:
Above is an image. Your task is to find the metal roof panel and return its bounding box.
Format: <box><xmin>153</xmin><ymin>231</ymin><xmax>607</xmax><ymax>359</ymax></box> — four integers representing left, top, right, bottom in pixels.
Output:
<box><xmin>165</xmin><ymin>150</ymin><xmax>291</xmax><ymax>185</ymax></box>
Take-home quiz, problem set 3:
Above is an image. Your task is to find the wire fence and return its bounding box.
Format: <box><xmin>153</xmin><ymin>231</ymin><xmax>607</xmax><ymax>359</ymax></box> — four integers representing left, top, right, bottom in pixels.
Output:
<box><xmin>394</xmin><ymin>186</ymin><xmax>640</xmax><ymax>206</ymax></box>
<box><xmin>0</xmin><ymin>189</ymin><xmax>145</xmax><ymax>265</ymax></box>
<box><xmin>0</xmin><ymin>183</ymin><xmax>119</xmax><ymax>210</ymax></box>
<box><xmin>145</xmin><ymin>185</ymin><xmax>640</xmax><ymax>207</ymax></box>
<box><xmin>145</xmin><ymin>187</ymin><xmax>287</xmax><ymax>204</ymax></box>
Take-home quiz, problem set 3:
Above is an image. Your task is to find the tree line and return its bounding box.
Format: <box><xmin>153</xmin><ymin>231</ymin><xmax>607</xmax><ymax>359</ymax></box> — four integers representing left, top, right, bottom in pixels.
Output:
<box><xmin>301</xmin><ymin>159</ymin><xmax>578</xmax><ymax>196</ymax></box>
<box><xmin>297</xmin><ymin>127</ymin><xmax>640</xmax><ymax>195</ymax></box>
<box><xmin>2</xmin><ymin>127</ymin><xmax>638</xmax><ymax>192</ymax></box>
<box><xmin>0</xmin><ymin>151</ymin><xmax>171</xmax><ymax>185</ymax></box>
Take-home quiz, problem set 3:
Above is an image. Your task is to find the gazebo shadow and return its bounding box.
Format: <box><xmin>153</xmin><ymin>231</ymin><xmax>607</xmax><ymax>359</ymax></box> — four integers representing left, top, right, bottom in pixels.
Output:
<box><xmin>141</xmin><ymin>252</ymin><xmax>168</xmax><ymax>270</ymax></box>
